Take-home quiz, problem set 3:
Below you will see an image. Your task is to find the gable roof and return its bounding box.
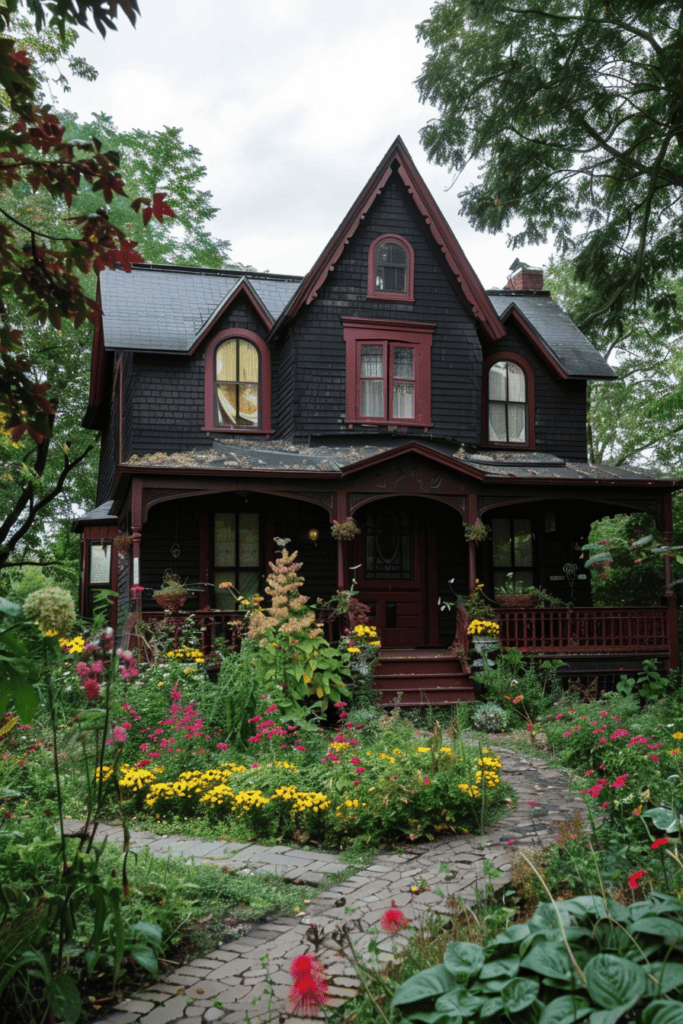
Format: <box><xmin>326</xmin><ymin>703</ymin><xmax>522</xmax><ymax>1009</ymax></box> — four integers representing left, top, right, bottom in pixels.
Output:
<box><xmin>487</xmin><ymin>292</ymin><xmax>616</xmax><ymax>380</ymax></box>
<box><xmin>98</xmin><ymin>264</ymin><xmax>302</xmax><ymax>353</ymax></box>
<box><xmin>277</xmin><ymin>136</ymin><xmax>506</xmax><ymax>341</ymax></box>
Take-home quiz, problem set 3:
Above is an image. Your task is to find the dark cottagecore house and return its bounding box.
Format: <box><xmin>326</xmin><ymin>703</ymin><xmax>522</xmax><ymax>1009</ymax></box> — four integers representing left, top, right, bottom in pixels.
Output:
<box><xmin>76</xmin><ymin>138</ymin><xmax>680</xmax><ymax>704</ymax></box>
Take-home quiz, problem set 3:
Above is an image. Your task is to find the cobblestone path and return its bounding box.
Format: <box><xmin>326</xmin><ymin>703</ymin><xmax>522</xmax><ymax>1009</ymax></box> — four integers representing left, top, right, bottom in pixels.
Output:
<box><xmin>84</xmin><ymin>746</ymin><xmax>584</xmax><ymax>1024</ymax></box>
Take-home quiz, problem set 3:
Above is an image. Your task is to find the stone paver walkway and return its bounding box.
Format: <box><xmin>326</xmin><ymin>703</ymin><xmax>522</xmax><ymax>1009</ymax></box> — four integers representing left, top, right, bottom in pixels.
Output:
<box><xmin>83</xmin><ymin>746</ymin><xmax>585</xmax><ymax>1024</ymax></box>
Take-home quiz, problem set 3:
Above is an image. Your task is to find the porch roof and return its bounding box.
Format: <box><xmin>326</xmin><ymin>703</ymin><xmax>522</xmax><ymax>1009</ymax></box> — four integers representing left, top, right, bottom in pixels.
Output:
<box><xmin>118</xmin><ymin>437</ymin><xmax>679</xmax><ymax>486</ymax></box>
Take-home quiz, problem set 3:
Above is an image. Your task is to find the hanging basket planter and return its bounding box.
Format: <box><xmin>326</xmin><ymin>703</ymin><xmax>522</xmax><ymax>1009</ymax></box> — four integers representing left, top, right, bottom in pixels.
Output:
<box><xmin>153</xmin><ymin>592</ymin><xmax>187</xmax><ymax>615</ymax></box>
<box><xmin>330</xmin><ymin>516</ymin><xmax>361</xmax><ymax>541</ymax></box>
<box><xmin>463</xmin><ymin>519</ymin><xmax>490</xmax><ymax>543</ymax></box>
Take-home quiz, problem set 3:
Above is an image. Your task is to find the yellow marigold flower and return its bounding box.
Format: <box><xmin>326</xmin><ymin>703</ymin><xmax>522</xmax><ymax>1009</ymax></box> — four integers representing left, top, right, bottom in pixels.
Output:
<box><xmin>673</xmin><ymin>732</ymin><xmax>683</xmax><ymax>741</ymax></box>
<box><xmin>670</xmin><ymin>749</ymin><xmax>681</xmax><ymax>756</ymax></box>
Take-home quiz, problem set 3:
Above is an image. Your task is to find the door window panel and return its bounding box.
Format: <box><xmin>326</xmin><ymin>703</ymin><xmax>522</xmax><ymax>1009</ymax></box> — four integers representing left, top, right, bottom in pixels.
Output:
<box><xmin>214</xmin><ymin>512</ymin><xmax>260</xmax><ymax>610</ymax></box>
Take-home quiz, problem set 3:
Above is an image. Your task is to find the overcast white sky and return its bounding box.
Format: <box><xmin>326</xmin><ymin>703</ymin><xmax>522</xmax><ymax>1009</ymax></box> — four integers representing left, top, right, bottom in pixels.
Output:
<box><xmin>55</xmin><ymin>0</ymin><xmax>551</xmax><ymax>287</ymax></box>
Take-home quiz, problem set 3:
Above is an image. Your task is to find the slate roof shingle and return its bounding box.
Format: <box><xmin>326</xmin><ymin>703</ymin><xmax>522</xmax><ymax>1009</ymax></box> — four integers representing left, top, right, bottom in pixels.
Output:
<box><xmin>99</xmin><ymin>264</ymin><xmax>302</xmax><ymax>352</ymax></box>
<box><xmin>487</xmin><ymin>292</ymin><xmax>616</xmax><ymax>379</ymax></box>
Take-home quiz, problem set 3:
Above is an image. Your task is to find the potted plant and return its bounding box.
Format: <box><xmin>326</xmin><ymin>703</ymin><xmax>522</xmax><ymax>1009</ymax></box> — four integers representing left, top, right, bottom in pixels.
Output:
<box><xmin>152</xmin><ymin>571</ymin><xmax>188</xmax><ymax>614</ymax></box>
<box><xmin>463</xmin><ymin>518</ymin><xmax>490</xmax><ymax>543</ymax></box>
<box><xmin>466</xmin><ymin>617</ymin><xmax>500</xmax><ymax>658</ymax></box>
<box><xmin>496</xmin><ymin>573</ymin><xmax>537</xmax><ymax>608</ymax></box>
<box><xmin>330</xmin><ymin>516</ymin><xmax>361</xmax><ymax>541</ymax></box>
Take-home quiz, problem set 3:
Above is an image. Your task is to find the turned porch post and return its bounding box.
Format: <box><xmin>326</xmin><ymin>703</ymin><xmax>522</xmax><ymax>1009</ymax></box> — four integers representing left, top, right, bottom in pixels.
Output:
<box><xmin>663</xmin><ymin>491</ymin><xmax>680</xmax><ymax>670</ymax></box>
<box><xmin>467</xmin><ymin>493</ymin><xmax>477</xmax><ymax>593</ymax></box>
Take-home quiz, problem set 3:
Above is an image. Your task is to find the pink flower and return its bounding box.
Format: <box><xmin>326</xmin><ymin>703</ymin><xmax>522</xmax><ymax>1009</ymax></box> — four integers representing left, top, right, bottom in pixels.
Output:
<box><xmin>528</xmin><ymin>801</ymin><xmax>537</xmax><ymax>806</ymax></box>
<box><xmin>423</xmin><ymin>778</ymin><xmax>430</xmax><ymax>785</ymax></box>
<box><xmin>628</xmin><ymin>869</ymin><xmax>647</xmax><ymax>890</ymax></box>
<box><xmin>139</xmin><ymin>743</ymin><xmax>149</xmax><ymax>752</ymax></box>
<box><xmin>380</xmin><ymin>901</ymin><xmax>411</xmax><ymax>933</ymax></box>
<box><xmin>652</xmin><ymin>837</ymin><xmax>669</xmax><ymax>850</ymax></box>
<box><xmin>600</xmin><ymin>800</ymin><xmax>609</xmax><ymax>809</ymax></box>
<box><xmin>289</xmin><ymin>954</ymin><xmax>329</xmax><ymax>1016</ymax></box>
<box><xmin>584</xmin><ymin>770</ymin><xmax>595</xmax><ymax>776</ymax></box>
<box><xmin>506</xmin><ymin>839</ymin><xmax>515</xmax><ymax>845</ymax></box>
<box><xmin>353</xmin><ymin>780</ymin><xmax>360</xmax><ymax>786</ymax></box>
<box><xmin>356</xmin><ymin>767</ymin><xmax>365</xmax><ymax>774</ymax></box>
<box><xmin>555</xmin><ymin>714</ymin><xmax>563</xmax><ymax>719</ymax></box>
<box><xmin>611</xmin><ymin>774</ymin><xmax>629</xmax><ymax>788</ymax></box>
<box><xmin>610</xmin><ymin>729</ymin><xmax>629</xmax><ymax>739</ymax></box>
<box><xmin>112</xmin><ymin>726</ymin><xmax>127</xmax><ymax>743</ymax></box>
<box><xmin>294</xmin><ymin>744</ymin><xmax>306</xmax><ymax>751</ymax></box>
<box><xmin>216</xmin><ymin>743</ymin><xmax>229</xmax><ymax>751</ymax></box>
<box><xmin>563</xmin><ymin>731</ymin><xmax>572</xmax><ymax>738</ymax></box>
<box><xmin>350</xmin><ymin>757</ymin><xmax>361</xmax><ymax>765</ymax></box>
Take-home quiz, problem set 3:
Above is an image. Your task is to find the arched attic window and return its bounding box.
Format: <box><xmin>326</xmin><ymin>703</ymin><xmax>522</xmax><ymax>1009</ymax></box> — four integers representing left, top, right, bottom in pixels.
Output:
<box><xmin>367</xmin><ymin>234</ymin><xmax>415</xmax><ymax>302</ymax></box>
<box><xmin>484</xmin><ymin>353</ymin><xmax>534</xmax><ymax>447</ymax></box>
<box><xmin>203</xmin><ymin>329</ymin><xmax>272</xmax><ymax>435</ymax></box>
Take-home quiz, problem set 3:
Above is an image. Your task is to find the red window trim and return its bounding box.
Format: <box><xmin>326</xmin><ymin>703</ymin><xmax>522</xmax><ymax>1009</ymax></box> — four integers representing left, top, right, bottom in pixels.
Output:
<box><xmin>482</xmin><ymin>351</ymin><xmax>535</xmax><ymax>450</ymax></box>
<box><xmin>367</xmin><ymin>233</ymin><xmax>415</xmax><ymax>303</ymax></box>
<box><xmin>202</xmin><ymin>328</ymin><xmax>272</xmax><ymax>436</ymax></box>
<box><xmin>343</xmin><ymin>316</ymin><xmax>434</xmax><ymax>429</ymax></box>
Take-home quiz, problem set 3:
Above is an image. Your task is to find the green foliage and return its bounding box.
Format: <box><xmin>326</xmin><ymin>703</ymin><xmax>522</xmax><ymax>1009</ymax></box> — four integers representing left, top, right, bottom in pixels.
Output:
<box><xmin>472</xmin><ymin>702</ymin><xmax>508</xmax><ymax>733</ymax></box>
<box><xmin>473</xmin><ymin>649</ymin><xmax>560</xmax><ymax>722</ymax></box>
<box><xmin>391</xmin><ymin>893</ymin><xmax>683</xmax><ymax>1023</ymax></box>
<box><xmin>416</xmin><ymin>2</ymin><xmax>683</xmax><ymax>336</ymax></box>
<box><xmin>22</xmin><ymin>586</ymin><xmax>75</xmax><ymax>635</ymax></box>
<box><xmin>586</xmin><ymin>514</ymin><xmax>669</xmax><ymax>607</ymax></box>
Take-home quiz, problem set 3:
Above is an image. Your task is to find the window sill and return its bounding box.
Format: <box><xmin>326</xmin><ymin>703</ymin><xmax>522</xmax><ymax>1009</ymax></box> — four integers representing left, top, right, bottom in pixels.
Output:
<box><xmin>202</xmin><ymin>426</ymin><xmax>273</xmax><ymax>436</ymax></box>
<box><xmin>366</xmin><ymin>291</ymin><xmax>415</xmax><ymax>303</ymax></box>
<box><xmin>344</xmin><ymin>417</ymin><xmax>433</xmax><ymax>430</ymax></box>
<box><xmin>480</xmin><ymin>441</ymin><xmax>535</xmax><ymax>451</ymax></box>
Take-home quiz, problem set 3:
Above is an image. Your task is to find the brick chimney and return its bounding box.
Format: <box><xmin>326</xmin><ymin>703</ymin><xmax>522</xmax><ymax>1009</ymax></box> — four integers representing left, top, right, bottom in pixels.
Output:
<box><xmin>505</xmin><ymin>258</ymin><xmax>544</xmax><ymax>292</ymax></box>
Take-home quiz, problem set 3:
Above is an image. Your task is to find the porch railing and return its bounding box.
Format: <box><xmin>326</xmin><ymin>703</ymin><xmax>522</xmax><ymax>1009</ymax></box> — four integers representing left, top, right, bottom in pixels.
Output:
<box><xmin>498</xmin><ymin>606</ymin><xmax>669</xmax><ymax>656</ymax></box>
<box><xmin>137</xmin><ymin>607</ymin><xmax>338</xmax><ymax>654</ymax></box>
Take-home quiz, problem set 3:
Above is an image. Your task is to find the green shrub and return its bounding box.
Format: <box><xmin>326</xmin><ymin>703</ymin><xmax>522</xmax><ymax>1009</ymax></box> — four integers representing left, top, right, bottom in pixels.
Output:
<box><xmin>391</xmin><ymin>892</ymin><xmax>683</xmax><ymax>1023</ymax></box>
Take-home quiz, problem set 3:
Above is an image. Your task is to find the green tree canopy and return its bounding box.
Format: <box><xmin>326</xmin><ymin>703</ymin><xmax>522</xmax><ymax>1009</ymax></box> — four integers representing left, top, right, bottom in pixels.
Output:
<box><xmin>416</xmin><ymin>2</ymin><xmax>683</xmax><ymax>336</ymax></box>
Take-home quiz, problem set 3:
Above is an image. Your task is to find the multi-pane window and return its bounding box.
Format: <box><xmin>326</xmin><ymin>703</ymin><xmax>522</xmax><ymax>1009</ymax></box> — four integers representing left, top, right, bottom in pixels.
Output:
<box><xmin>375</xmin><ymin>241</ymin><xmax>408</xmax><ymax>294</ymax></box>
<box><xmin>359</xmin><ymin>343</ymin><xmax>415</xmax><ymax>420</ymax></box>
<box><xmin>492</xmin><ymin>517</ymin><xmax>533</xmax><ymax>592</ymax></box>
<box><xmin>365</xmin><ymin>507</ymin><xmax>413</xmax><ymax>580</ymax></box>
<box><xmin>215</xmin><ymin>339</ymin><xmax>259</xmax><ymax>428</ymax></box>
<box><xmin>488</xmin><ymin>360</ymin><xmax>527</xmax><ymax>444</ymax></box>
<box><xmin>214</xmin><ymin>512</ymin><xmax>260</xmax><ymax>611</ymax></box>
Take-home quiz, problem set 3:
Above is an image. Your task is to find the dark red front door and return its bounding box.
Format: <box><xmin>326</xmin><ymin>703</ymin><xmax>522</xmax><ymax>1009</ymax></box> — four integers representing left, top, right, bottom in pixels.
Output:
<box><xmin>357</xmin><ymin>502</ymin><xmax>427</xmax><ymax>647</ymax></box>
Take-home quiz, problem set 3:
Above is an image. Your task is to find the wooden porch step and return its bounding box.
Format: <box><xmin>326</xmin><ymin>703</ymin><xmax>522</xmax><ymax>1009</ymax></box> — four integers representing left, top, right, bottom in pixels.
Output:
<box><xmin>375</xmin><ymin>647</ymin><xmax>474</xmax><ymax>706</ymax></box>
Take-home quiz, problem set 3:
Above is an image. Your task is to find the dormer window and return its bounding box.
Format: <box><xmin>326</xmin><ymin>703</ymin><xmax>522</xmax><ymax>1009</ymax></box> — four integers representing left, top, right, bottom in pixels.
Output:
<box><xmin>367</xmin><ymin>234</ymin><xmax>414</xmax><ymax>302</ymax></box>
<box><xmin>203</xmin><ymin>328</ymin><xmax>272</xmax><ymax>435</ymax></box>
<box><xmin>215</xmin><ymin>338</ymin><xmax>259</xmax><ymax>427</ymax></box>
<box><xmin>484</xmin><ymin>353</ymin><xmax>534</xmax><ymax>447</ymax></box>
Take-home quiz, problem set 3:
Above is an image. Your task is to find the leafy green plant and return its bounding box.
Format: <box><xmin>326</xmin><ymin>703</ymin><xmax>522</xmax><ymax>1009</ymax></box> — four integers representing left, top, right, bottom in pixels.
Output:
<box><xmin>391</xmin><ymin>891</ymin><xmax>683</xmax><ymax>1024</ymax></box>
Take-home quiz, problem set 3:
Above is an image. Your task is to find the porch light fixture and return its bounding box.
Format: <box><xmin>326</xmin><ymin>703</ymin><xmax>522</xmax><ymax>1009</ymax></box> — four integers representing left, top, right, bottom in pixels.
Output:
<box><xmin>308</xmin><ymin>528</ymin><xmax>320</xmax><ymax>545</ymax></box>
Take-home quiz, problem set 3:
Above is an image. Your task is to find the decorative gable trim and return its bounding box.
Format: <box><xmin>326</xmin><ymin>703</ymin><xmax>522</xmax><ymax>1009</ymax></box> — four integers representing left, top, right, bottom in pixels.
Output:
<box><xmin>283</xmin><ymin>137</ymin><xmax>506</xmax><ymax>341</ymax></box>
<box><xmin>188</xmin><ymin>279</ymin><xmax>273</xmax><ymax>356</ymax></box>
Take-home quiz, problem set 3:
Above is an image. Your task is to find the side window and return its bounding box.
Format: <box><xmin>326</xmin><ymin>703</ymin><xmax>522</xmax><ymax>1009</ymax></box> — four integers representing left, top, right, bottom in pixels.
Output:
<box><xmin>487</xmin><ymin>358</ymin><xmax>529</xmax><ymax>445</ymax></box>
<box><xmin>367</xmin><ymin>234</ymin><xmax>414</xmax><ymax>302</ymax></box>
<box><xmin>215</xmin><ymin>338</ymin><xmax>260</xmax><ymax>428</ymax></box>
<box><xmin>87</xmin><ymin>541</ymin><xmax>112</xmax><ymax>616</ymax></box>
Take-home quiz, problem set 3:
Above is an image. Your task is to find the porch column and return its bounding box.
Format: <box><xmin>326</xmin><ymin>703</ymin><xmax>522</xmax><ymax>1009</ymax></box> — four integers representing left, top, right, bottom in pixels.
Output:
<box><xmin>130</xmin><ymin>478</ymin><xmax>143</xmax><ymax>590</ymax></box>
<box><xmin>467</xmin><ymin>494</ymin><xmax>477</xmax><ymax>593</ymax></box>
<box><xmin>335</xmin><ymin>491</ymin><xmax>350</xmax><ymax>593</ymax></box>
<box><xmin>663</xmin><ymin>491</ymin><xmax>680</xmax><ymax>670</ymax></box>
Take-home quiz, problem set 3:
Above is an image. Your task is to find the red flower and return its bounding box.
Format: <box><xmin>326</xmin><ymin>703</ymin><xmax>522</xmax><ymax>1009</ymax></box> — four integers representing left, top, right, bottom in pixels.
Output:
<box><xmin>628</xmin><ymin>869</ymin><xmax>647</xmax><ymax>890</ymax></box>
<box><xmin>289</xmin><ymin>953</ymin><xmax>329</xmax><ymax>1016</ymax></box>
<box><xmin>652</xmin><ymin>837</ymin><xmax>670</xmax><ymax>850</ymax></box>
<box><xmin>380</xmin><ymin>900</ymin><xmax>411</xmax><ymax>933</ymax></box>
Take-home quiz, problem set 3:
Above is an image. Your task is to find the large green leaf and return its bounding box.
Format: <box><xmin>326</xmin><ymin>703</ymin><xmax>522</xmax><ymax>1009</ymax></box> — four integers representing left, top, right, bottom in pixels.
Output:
<box><xmin>630</xmin><ymin>918</ymin><xmax>683</xmax><ymax>943</ymax></box>
<box><xmin>521</xmin><ymin>942</ymin><xmax>577</xmax><ymax>983</ymax></box>
<box><xmin>539</xmin><ymin>995</ymin><xmax>592</xmax><ymax>1024</ymax></box>
<box><xmin>644</xmin><ymin>962</ymin><xmax>683</xmax><ymax>997</ymax></box>
<box><xmin>129</xmin><ymin>944</ymin><xmax>158</xmax><ymax>975</ymax></box>
<box><xmin>435</xmin><ymin>989</ymin><xmax>484</xmax><ymax>1016</ymax></box>
<box><xmin>585</xmin><ymin>954</ymin><xmax>646</xmax><ymax>1010</ymax></box>
<box><xmin>131</xmin><ymin>921</ymin><xmax>162</xmax><ymax>945</ymax></box>
<box><xmin>479</xmin><ymin>996</ymin><xmax>504</xmax><ymax>1019</ymax></box>
<box><xmin>559</xmin><ymin>895</ymin><xmax>629</xmax><ymax>923</ymax></box>
<box><xmin>0</xmin><ymin>598</ymin><xmax>21</xmax><ymax>618</ymax></box>
<box><xmin>500</xmin><ymin>976</ymin><xmax>540</xmax><ymax>1013</ymax></box>
<box><xmin>490</xmin><ymin>923</ymin><xmax>531</xmax><ymax>949</ymax></box>
<box><xmin>443</xmin><ymin>942</ymin><xmax>485</xmax><ymax>980</ymax></box>
<box><xmin>479</xmin><ymin>955</ymin><xmax>520</xmax><ymax>979</ymax></box>
<box><xmin>642</xmin><ymin>808</ymin><xmax>680</xmax><ymax>834</ymax></box>
<box><xmin>642</xmin><ymin>1001</ymin><xmax>683</xmax><ymax>1024</ymax></box>
<box><xmin>589</xmin><ymin>1007</ymin><xmax>637</xmax><ymax>1024</ymax></box>
<box><xmin>47</xmin><ymin>975</ymin><xmax>81</xmax><ymax>1024</ymax></box>
<box><xmin>407</xmin><ymin>1013</ymin><xmax>454</xmax><ymax>1024</ymax></box>
<box><xmin>392</xmin><ymin>965</ymin><xmax>455</xmax><ymax>1008</ymax></box>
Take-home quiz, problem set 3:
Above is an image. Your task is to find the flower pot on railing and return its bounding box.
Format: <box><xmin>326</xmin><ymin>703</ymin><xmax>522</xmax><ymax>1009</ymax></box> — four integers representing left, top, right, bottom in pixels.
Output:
<box><xmin>471</xmin><ymin>637</ymin><xmax>500</xmax><ymax>657</ymax></box>
<box><xmin>497</xmin><ymin>593</ymin><xmax>537</xmax><ymax>609</ymax></box>
<box><xmin>152</xmin><ymin>571</ymin><xmax>188</xmax><ymax>615</ymax></box>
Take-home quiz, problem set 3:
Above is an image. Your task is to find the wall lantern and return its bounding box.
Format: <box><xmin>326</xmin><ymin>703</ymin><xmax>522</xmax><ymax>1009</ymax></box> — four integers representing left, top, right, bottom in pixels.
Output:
<box><xmin>308</xmin><ymin>528</ymin><xmax>320</xmax><ymax>545</ymax></box>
